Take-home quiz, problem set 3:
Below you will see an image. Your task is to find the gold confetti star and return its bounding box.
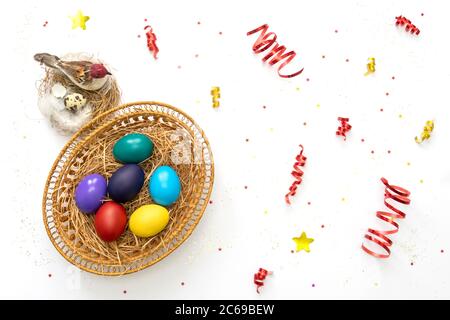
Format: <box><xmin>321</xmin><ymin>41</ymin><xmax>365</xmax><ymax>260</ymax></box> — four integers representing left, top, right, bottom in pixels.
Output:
<box><xmin>292</xmin><ymin>232</ymin><xmax>314</xmax><ymax>253</ymax></box>
<box><xmin>70</xmin><ymin>10</ymin><xmax>90</xmax><ymax>30</ymax></box>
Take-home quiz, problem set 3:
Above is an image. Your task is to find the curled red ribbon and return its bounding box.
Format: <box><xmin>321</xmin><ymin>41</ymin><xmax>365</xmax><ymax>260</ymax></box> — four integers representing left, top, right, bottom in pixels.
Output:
<box><xmin>395</xmin><ymin>16</ymin><xmax>420</xmax><ymax>35</ymax></box>
<box><xmin>144</xmin><ymin>25</ymin><xmax>159</xmax><ymax>59</ymax></box>
<box><xmin>254</xmin><ymin>268</ymin><xmax>271</xmax><ymax>293</ymax></box>
<box><xmin>336</xmin><ymin>117</ymin><xmax>352</xmax><ymax>140</ymax></box>
<box><xmin>362</xmin><ymin>177</ymin><xmax>411</xmax><ymax>258</ymax></box>
<box><xmin>247</xmin><ymin>24</ymin><xmax>304</xmax><ymax>78</ymax></box>
<box><xmin>285</xmin><ymin>145</ymin><xmax>307</xmax><ymax>205</ymax></box>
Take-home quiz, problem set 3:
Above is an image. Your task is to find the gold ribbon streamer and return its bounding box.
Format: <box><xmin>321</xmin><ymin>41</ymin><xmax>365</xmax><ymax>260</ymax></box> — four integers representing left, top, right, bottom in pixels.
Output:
<box><xmin>415</xmin><ymin>120</ymin><xmax>434</xmax><ymax>143</ymax></box>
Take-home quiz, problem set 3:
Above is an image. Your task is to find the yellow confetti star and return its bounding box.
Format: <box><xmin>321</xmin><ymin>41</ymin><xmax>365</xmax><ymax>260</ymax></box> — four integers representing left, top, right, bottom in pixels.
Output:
<box><xmin>292</xmin><ymin>232</ymin><xmax>314</xmax><ymax>253</ymax></box>
<box><xmin>70</xmin><ymin>10</ymin><xmax>90</xmax><ymax>30</ymax></box>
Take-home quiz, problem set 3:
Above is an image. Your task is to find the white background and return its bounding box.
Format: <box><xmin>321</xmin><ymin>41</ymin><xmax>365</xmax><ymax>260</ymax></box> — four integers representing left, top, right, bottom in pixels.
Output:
<box><xmin>1</xmin><ymin>0</ymin><xmax>450</xmax><ymax>299</ymax></box>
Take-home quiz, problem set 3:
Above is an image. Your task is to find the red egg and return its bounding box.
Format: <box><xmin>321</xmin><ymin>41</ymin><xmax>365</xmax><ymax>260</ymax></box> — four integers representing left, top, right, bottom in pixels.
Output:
<box><xmin>94</xmin><ymin>201</ymin><xmax>127</xmax><ymax>242</ymax></box>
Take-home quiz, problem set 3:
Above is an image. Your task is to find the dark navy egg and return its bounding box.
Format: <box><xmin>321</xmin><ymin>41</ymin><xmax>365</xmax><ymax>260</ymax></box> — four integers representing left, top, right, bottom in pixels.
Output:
<box><xmin>107</xmin><ymin>164</ymin><xmax>145</xmax><ymax>203</ymax></box>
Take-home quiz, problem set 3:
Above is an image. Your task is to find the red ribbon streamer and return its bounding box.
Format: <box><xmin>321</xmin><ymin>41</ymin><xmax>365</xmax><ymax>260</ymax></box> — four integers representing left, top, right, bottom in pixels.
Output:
<box><xmin>362</xmin><ymin>177</ymin><xmax>411</xmax><ymax>258</ymax></box>
<box><xmin>144</xmin><ymin>25</ymin><xmax>159</xmax><ymax>59</ymax></box>
<box><xmin>395</xmin><ymin>16</ymin><xmax>420</xmax><ymax>35</ymax></box>
<box><xmin>247</xmin><ymin>24</ymin><xmax>304</xmax><ymax>78</ymax></box>
<box><xmin>254</xmin><ymin>268</ymin><xmax>271</xmax><ymax>293</ymax></box>
<box><xmin>336</xmin><ymin>117</ymin><xmax>352</xmax><ymax>140</ymax></box>
<box><xmin>285</xmin><ymin>145</ymin><xmax>307</xmax><ymax>205</ymax></box>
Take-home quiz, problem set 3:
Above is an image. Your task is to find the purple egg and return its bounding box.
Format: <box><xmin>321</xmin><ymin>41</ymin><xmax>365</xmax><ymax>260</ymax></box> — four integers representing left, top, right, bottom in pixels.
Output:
<box><xmin>75</xmin><ymin>173</ymin><xmax>107</xmax><ymax>213</ymax></box>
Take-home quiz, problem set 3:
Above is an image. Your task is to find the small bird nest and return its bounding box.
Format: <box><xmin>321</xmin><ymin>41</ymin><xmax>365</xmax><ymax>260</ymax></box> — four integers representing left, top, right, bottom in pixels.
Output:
<box><xmin>43</xmin><ymin>102</ymin><xmax>214</xmax><ymax>275</ymax></box>
<box><xmin>37</xmin><ymin>53</ymin><xmax>121</xmax><ymax>135</ymax></box>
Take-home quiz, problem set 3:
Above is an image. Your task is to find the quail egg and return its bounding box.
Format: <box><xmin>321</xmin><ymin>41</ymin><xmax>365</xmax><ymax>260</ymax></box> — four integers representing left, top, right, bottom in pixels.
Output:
<box><xmin>64</xmin><ymin>93</ymin><xmax>87</xmax><ymax>111</ymax></box>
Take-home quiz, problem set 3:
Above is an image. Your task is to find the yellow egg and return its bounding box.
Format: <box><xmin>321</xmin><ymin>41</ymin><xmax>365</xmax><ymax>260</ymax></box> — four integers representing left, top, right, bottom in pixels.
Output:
<box><xmin>129</xmin><ymin>204</ymin><xmax>169</xmax><ymax>237</ymax></box>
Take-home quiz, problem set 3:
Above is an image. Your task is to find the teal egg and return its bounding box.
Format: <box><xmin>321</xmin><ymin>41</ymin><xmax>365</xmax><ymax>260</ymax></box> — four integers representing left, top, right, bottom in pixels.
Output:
<box><xmin>113</xmin><ymin>133</ymin><xmax>154</xmax><ymax>164</ymax></box>
<box><xmin>149</xmin><ymin>166</ymin><xmax>181</xmax><ymax>206</ymax></box>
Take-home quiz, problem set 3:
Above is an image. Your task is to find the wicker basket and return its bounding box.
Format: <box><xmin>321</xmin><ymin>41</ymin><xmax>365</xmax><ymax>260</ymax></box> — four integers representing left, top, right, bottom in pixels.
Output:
<box><xmin>42</xmin><ymin>102</ymin><xmax>214</xmax><ymax>275</ymax></box>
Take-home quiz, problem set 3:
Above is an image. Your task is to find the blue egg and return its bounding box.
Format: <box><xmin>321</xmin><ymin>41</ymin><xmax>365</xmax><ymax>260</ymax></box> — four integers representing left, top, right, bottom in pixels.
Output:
<box><xmin>149</xmin><ymin>166</ymin><xmax>181</xmax><ymax>206</ymax></box>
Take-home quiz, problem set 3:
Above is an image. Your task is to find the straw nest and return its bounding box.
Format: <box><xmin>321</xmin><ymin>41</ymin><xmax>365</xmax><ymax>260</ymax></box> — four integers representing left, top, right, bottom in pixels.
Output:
<box><xmin>38</xmin><ymin>69</ymin><xmax>121</xmax><ymax>115</ymax></box>
<box><xmin>37</xmin><ymin>53</ymin><xmax>121</xmax><ymax>135</ymax></box>
<box><xmin>43</xmin><ymin>102</ymin><xmax>214</xmax><ymax>275</ymax></box>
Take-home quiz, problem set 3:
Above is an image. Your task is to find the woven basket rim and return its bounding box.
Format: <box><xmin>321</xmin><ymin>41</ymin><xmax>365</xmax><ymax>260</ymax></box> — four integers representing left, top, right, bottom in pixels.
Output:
<box><xmin>42</xmin><ymin>101</ymin><xmax>214</xmax><ymax>276</ymax></box>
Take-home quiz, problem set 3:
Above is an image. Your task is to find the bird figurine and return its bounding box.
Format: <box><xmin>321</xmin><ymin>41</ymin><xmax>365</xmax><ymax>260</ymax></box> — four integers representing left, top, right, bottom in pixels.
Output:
<box><xmin>34</xmin><ymin>53</ymin><xmax>111</xmax><ymax>91</ymax></box>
